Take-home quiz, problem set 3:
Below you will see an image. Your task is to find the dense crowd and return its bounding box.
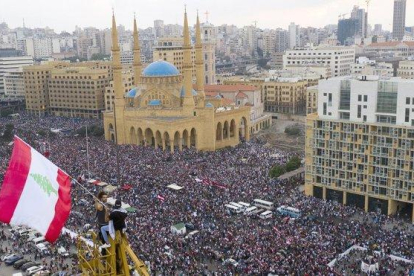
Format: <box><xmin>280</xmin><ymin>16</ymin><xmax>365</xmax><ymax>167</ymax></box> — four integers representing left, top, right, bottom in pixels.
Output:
<box><xmin>1</xmin><ymin>113</ymin><xmax>414</xmax><ymax>275</ymax></box>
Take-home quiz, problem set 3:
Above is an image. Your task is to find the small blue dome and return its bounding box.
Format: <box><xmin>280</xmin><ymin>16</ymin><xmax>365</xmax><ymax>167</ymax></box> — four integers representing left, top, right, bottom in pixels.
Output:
<box><xmin>126</xmin><ymin>88</ymin><xmax>137</xmax><ymax>98</ymax></box>
<box><xmin>215</xmin><ymin>94</ymin><xmax>222</xmax><ymax>99</ymax></box>
<box><xmin>206</xmin><ymin>102</ymin><xmax>214</xmax><ymax>108</ymax></box>
<box><xmin>180</xmin><ymin>87</ymin><xmax>198</xmax><ymax>97</ymax></box>
<box><xmin>148</xmin><ymin>99</ymin><xmax>161</xmax><ymax>106</ymax></box>
<box><xmin>143</xmin><ymin>60</ymin><xmax>180</xmax><ymax>77</ymax></box>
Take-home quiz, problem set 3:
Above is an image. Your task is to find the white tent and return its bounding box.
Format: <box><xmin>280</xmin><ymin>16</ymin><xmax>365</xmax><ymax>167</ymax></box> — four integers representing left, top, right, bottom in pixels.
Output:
<box><xmin>167</xmin><ymin>184</ymin><xmax>184</xmax><ymax>190</ymax></box>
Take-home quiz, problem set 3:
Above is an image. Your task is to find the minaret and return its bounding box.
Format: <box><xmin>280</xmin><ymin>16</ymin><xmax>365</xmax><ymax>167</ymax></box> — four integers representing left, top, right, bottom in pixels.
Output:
<box><xmin>195</xmin><ymin>11</ymin><xmax>205</xmax><ymax>106</ymax></box>
<box><xmin>112</xmin><ymin>12</ymin><xmax>126</xmax><ymax>144</ymax></box>
<box><xmin>133</xmin><ymin>14</ymin><xmax>142</xmax><ymax>86</ymax></box>
<box><xmin>182</xmin><ymin>8</ymin><xmax>195</xmax><ymax>108</ymax></box>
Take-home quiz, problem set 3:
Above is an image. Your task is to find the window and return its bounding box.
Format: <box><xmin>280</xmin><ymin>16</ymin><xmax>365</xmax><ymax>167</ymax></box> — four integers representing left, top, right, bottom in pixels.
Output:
<box><xmin>405</xmin><ymin>108</ymin><xmax>410</xmax><ymax>123</ymax></box>
<box><xmin>377</xmin><ymin>92</ymin><xmax>397</xmax><ymax>114</ymax></box>
<box><xmin>407</xmin><ymin>97</ymin><xmax>410</xmax><ymax>105</ymax></box>
<box><xmin>364</xmin><ymin>95</ymin><xmax>368</xmax><ymax>102</ymax></box>
<box><xmin>323</xmin><ymin>103</ymin><xmax>327</xmax><ymax>115</ymax></box>
<box><xmin>357</xmin><ymin>105</ymin><xmax>362</xmax><ymax>118</ymax></box>
<box><xmin>363</xmin><ymin>115</ymin><xmax>367</xmax><ymax>122</ymax></box>
<box><xmin>358</xmin><ymin>95</ymin><xmax>362</xmax><ymax>101</ymax></box>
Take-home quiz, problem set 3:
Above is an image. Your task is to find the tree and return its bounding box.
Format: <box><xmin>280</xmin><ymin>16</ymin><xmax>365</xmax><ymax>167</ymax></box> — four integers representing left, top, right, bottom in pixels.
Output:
<box><xmin>286</xmin><ymin>156</ymin><xmax>301</xmax><ymax>172</ymax></box>
<box><xmin>284</xmin><ymin>126</ymin><xmax>301</xmax><ymax>136</ymax></box>
<box><xmin>269</xmin><ymin>165</ymin><xmax>286</xmax><ymax>178</ymax></box>
<box><xmin>90</xmin><ymin>53</ymin><xmax>110</xmax><ymax>61</ymax></box>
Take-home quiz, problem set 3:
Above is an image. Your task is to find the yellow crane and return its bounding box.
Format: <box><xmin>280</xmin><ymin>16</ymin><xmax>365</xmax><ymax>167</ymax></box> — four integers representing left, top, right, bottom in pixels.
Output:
<box><xmin>77</xmin><ymin>231</ymin><xmax>149</xmax><ymax>276</ymax></box>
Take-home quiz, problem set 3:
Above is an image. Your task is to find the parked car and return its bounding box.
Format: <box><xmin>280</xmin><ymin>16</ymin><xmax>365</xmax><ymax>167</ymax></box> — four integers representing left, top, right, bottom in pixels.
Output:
<box><xmin>13</xmin><ymin>259</ymin><xmax>29</xmax><ymax>269</ymax></box>
<box><xmin>34</xmin><ymin>270</ymin><xmax>50</xmax><ymax>276</ymax></box>
<box><xmin>27</xmin><ymin>266</ymin><xmax>45</xmax><ymax>275</ymax></box>
<box><xmin>5</xmin><ymin>255</ymin><xmax>23</xmax><ymax>265</ymax></box>
<box><xmin>1</xmin><ymin>253</ymin><xmax>15</xmax><ymax>261</ymax></box>
<box><xmin>21</xmin><ymin>262</ymin><xmax>40</xmax><ymax>271</ymax></box>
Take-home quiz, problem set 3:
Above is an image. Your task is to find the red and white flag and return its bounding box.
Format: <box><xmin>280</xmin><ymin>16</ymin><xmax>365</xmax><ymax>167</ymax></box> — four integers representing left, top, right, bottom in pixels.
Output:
<box><xmin>157</xmin><ymin>195</ymin><xmax>165</xmax><ymax>201</ymax></box>
<box><xmin>0</xmin><ymin>136</ymin><xmax>71</xmax><ymax>243</ymax></box>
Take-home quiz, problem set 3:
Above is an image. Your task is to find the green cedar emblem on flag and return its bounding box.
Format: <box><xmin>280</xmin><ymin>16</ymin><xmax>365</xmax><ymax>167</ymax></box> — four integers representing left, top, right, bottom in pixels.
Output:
<box><xmin>30</xmin><ymin>173</ymin><xmax>58</xmax><ymax>197</ymax></box>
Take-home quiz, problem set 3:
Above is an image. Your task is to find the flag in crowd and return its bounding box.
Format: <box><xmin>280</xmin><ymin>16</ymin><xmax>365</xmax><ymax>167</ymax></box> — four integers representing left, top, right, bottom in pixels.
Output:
<box><xmin>0</xmin><ymin>136</ymin><xmax>72</xmax><ymax>242</ymax></box>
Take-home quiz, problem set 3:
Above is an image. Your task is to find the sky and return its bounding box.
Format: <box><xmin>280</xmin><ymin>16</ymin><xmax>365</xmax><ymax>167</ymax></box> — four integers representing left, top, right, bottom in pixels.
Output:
<box><xmin>0</xmin><ymin>0</ymin><xmax>412</xmax><ymax>33</ymax></box>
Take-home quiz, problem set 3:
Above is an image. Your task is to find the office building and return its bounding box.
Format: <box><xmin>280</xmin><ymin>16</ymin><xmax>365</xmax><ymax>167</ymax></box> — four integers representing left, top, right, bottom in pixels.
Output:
<box><xmin>0</xmin><ymin>51</ymin><xmax>33</xmax><ymax>96</ymax></box>
<box><xmin>338</xmin><ymin>19</ymin><xmax>358</xmax><ymax>45</ymax></box>
<box><xmin>154</xmin><ymin>20</ymin><xmax>165</xmax><ymax>38</ymax></box>
<box><xmin>3</xmin><ymin>70</ymin><xmax>25</xmax><ymax>98</ymax></box>
<box><xmin>350</xmin><ymin>6</ymin><xmax>367</xmax><ymax>38</ymax></box>
<box><xmin>305</xmin><ymin>76</ymin><xmax>414</xmax><ymax>221</ymax></box>
<box><xmin>283</xmin><ymin>46</ymin><xmax>355</xmax><ymax>77</ymax></box>
<box><xmin>393</xmin><ymin>0</ymin><xmax>407</xmax><ymax>41</ymax></box>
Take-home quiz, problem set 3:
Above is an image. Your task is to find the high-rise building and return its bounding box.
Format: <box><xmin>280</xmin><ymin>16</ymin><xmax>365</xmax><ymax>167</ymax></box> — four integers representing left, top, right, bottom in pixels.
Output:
<box><xmin>305</xmin><ymin>76</ymin><xmax>414</xmax><ymax>221</ymax></box>
<box><xmin>393</xmin><ymin>0</ymin><xmax>407</xmax><ymax>41</ymax></box>
<box><xmin>283</xmin><ymin>46</ymin><xmax>355</xmax><ymax>77</ymax></box>
<box><xmin>373</xmin><ymin>24</ymin><xmax>383</xmax><ymax>35</ymax></box>
<box><xmin>275</xmin><ymin>28</ymin><xmax>288</xmax><ymax>53</ymax></box>
<box><xmin>350</xmin><ymin>6</ymin><xmax>367</xmax><ymax>38</ymax></box>
<box><xmin>288</xmin><ymin>22</ymin><xmax>300</xmax><ymax>49</ymax></box>
<box><xmin>154</xmin><ymin>20</ymin><xmax>165</xmax><ymax>38</ymax></box>
<box><xmin>338</xmin><ymin>19</ymin><xmax>358</xmax><ymax>45</ymax></box>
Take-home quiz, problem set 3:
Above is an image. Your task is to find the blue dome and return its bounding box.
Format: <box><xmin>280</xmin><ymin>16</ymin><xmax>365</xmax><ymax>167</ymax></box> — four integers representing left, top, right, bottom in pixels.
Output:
<box><xmin>206</xmin><ymin>102</ymin><xmax>214</xmax><ymax>108</ymax></box>
<box><xmin>148</xmin><ymin>99</ymin><xmax>161</xmax><ymax>106</ymax></box>
<box><xmin>126</xmin><ymin>88</ymin><xmax>137</xmax><ymax>98</ymax></box>
<box><xmin>180</xmin><ymin>87</ymin><xmax>198</xmax><ymax>97</ymax></box>
<box><xmin>143</xmin><ymin>60</ymin><xmax>180</xmax><ymax>77</ymax></box>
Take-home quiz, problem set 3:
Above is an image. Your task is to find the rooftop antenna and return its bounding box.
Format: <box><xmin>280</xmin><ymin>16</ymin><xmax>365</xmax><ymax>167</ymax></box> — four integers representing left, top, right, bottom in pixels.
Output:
<box><xmin>253</xmin><ymin>21</ymin><xmax>258</xmax><ymax>28</ymax></box>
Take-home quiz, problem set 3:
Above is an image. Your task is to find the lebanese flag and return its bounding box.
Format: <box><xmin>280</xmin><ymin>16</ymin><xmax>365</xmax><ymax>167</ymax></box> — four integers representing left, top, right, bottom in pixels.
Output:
<box><xmin>0</xmin><ymin>136</ymin><xmax>71</xmax><ymax>243</ymax></box>
<box><xmin>157</xmin><ymin>195</ymin><xmax>165</xmax><ymax>201</ymax></box>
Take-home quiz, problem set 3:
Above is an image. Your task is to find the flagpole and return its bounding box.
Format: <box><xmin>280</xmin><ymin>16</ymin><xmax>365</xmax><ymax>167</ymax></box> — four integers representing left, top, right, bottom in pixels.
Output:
<box><xmin>86</xmin><ymin>125</ymin><xmax>91</xmax><ymax>180</ymax></box>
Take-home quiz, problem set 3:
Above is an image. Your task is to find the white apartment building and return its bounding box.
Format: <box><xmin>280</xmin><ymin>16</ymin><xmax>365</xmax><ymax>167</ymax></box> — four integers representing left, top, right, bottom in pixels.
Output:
<box><xmin>288</xmin><ymin>23</ymin><xmax>300</xmax><ymax>49</ymax></box>
<box><xmin>397</xmin><ymin>60</ymin><xmax>414</xmax><ymax>79</ymax></box>
<box><xmin>25</xmin><ymin>38</ymin><xmax>53</xmax><ymax>59</ymax></box>
<box><xmin>283</xmin><ymin>46</ymin><xmax>355</xmax><ymax>77</ymax></box>
<box><xmin>3</xmin><ymin>70</ymin><xmax>25</xmax><ymax>98</ymax></box>
<box><xmin>0</xmin><ymin>55</ymin><xmax>33</xmax><ymax>96</ymax></box>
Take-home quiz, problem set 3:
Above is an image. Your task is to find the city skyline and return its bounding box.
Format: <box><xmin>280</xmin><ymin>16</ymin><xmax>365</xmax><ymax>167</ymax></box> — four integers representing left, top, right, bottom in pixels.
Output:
<box><xmin>0</xmin><ymin>0</ymin><xmax>412</xmax><ymax>32</ymax></box>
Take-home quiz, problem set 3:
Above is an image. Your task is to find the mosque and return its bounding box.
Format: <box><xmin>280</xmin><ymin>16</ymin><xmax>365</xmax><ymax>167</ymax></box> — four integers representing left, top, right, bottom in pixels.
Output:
<box><xmin>103</xmin><ymin>10</ymin><xmax>251</xmax><ymax>151</ymax></box>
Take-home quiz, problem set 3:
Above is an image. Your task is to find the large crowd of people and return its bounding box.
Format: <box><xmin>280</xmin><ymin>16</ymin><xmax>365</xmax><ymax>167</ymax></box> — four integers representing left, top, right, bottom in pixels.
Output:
<box><xmin>1</xmin><ymin>113</ymin><xmax>414</xmax><ymax>275</ymax></box>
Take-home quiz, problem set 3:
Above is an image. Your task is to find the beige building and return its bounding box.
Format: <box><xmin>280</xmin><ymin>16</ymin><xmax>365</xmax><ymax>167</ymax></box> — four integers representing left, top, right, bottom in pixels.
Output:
<box><xmin>305</xmin><ymin>76</ymin><xmax>414</xmax><ymax>221</ymax></box>
<box><xmin>105</xmin><ymin>72</ymin><xmax>135</xmax><ymax>111</ymax></box>
<box><xmin>103</xmin><ymin>12</ymin><xmax>251</xmax><ymax>152</ymax></box>
<box><xmin>263</xmin><ymin>78</ymin><xmax>307</xmax><ymax>114</ymax></box>
<box><xmin>306</xmin><ymin>85</ymin><xmax>318</xmax><ymax>114</ymax></box>
<box><xmin>24</xmin><ymin>61</ymin><xmax>112</xmax><ymax>117</ymax></box>
<box><xmin>397</xmin><ymin>60</ymin><xmax>414</xmax><ymax>79</ymax></box>
<box><xmin>153</xmin><ymin>34</ymin><xmax>216</xmax><ymax>84</ymax></box>
<box><xmin>48</xmin><ymin>66</ymin><xmax>111</xmax><ymax>118</ymax></box>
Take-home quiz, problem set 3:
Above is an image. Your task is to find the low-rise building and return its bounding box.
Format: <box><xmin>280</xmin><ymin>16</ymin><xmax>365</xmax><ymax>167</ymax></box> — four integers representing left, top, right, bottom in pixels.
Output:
<box><xmin>397</xmin><ymin>60</ymin><xmax>414</xmax><ymax>79</ymax></box>
<box><xmin>204</xmin><ymin>84</ymin><xmax>272</xmax><ymax>134</ymax></box>
<box><xmin>3</xmin><ymin>70</ymin><xmax>25</xmax><ymax>99</ymax></box>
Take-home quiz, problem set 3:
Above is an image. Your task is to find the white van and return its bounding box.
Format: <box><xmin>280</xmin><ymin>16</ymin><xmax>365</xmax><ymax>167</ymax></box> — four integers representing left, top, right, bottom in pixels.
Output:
<box><xmin>32</xmin><ymin>236</ymin><xmax>45</xmax><ymax>245</ymax></box>
<box><xmin>259</xmin><ymin>210</ymin><xmax>273</xmax><ymax>219</ymax></box>
<box><xmin>229</xmin><ymin>202</ymin><xmax>245</xmax><ymax>211</ymax></box>
<box><xmin>238</xmin><ymin>202</ymin><xmax>251</xmax><ymax>209</ymax></box>
<box><xmin>244</xmin><ymin>206</ymin><xmax>257</xmax><ymax>215</ymax></box>
<box><xmin>225</xmin><ymin>204</ymin><xmax>241</xmax><ymax>214</ymax></box>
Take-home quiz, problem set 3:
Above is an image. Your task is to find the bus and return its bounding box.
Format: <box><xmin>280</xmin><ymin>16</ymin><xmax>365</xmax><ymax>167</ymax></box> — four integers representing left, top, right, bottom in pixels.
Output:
<box><xmin>238</xmin><ymin>202</ymin><xmax>251</xmax><ymax>209</ymax></box>
<box><xmin>253</xmin><ymin>199</ymin><xmax>274</xmax><ymax>210</ymax></box>
<box><xmin>225</xmin><ymin>204</ymin><xmax>241</xmax><ymax>214</ymax></box>
<box><xmin>276</xmin><ymin>205</ymin><xmax>301</xmax><ymax>218</ymax></box>
<box><xmin>244</xmin><ymin>206</ymin><xmax>257</xmax><ymax>215</ymax></box>
<box><xmin>229</xmin><ymin>202</ymin><xmax>245</xmax><ymax>211</ymax></box>
<box><xmin>259</xmin><ymin>210</ymin><xmax>273</xmax><ymax>219</ymax></box>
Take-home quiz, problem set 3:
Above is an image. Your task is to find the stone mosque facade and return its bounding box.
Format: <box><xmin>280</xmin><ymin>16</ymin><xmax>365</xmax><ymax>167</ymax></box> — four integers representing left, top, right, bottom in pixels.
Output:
<box><xmin>103</xmin><ymin>11</ymin><xmax>251</xmax><ymax>151</ymax></box>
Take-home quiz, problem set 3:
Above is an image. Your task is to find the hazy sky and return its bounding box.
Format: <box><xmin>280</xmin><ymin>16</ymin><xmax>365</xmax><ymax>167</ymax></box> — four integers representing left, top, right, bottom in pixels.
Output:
<box><xmin>0</xmin><ymin>0</ymin><xmax>411</xmax><ymax>32</ymax></box>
